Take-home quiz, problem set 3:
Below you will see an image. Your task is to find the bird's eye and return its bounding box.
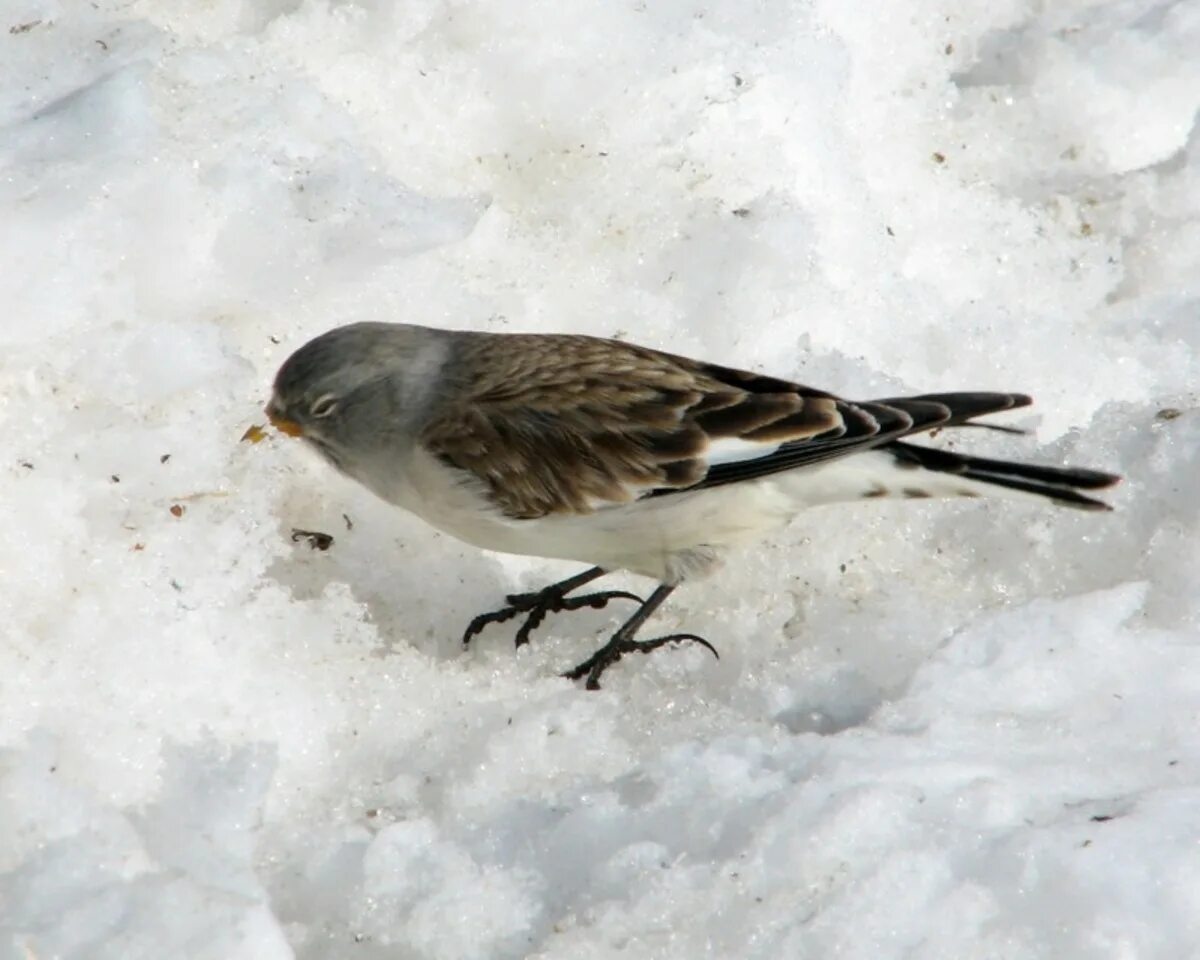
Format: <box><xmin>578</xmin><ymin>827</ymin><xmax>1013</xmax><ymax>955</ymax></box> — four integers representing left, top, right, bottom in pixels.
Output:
<box><xmin>309</xmin><ymin>395</ymin><xmax>339</xmax><ymax>418</ymax></box>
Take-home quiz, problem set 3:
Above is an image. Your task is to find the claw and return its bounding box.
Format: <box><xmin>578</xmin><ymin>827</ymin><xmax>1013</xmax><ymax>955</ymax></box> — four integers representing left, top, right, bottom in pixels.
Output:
<box><xmin>631</xmin><ymin>633</ymin><xmax>720</xmax><ymax>661</ymax></box>
<box><xmin>563</xmin><ymin>632</ymin><xmax>720</xmax><ymax>690</ymax></box>
<box><xmin>464</xmin><ymin>574</ymin><xmax>716</xmax><ymax>690</ymax></box>
<box><xmin>462</xmin><ymin>605</ymin><xmax>524</xmax><ymax>646</ymax></box>
<box><xmin>461</xmin><ymin>568</ymin><xmax>642</xmax><ymax>649</ymax></box>
<box><xmin>558</xmin><ymin>590</ymin><xmax>644</xmax><ymax>612</ymax></box>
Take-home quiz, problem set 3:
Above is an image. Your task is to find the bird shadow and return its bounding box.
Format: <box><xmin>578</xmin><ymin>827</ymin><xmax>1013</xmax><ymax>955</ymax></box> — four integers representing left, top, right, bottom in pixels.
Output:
<box><xmin>263</xmin><ymin>489</ymin><xmax>649</xmax><ymax>669</ymax></box>
<box><xmin>263</xmin><ymin>489</ymin><xmax>513</xmax><ymax>663</ymax></box>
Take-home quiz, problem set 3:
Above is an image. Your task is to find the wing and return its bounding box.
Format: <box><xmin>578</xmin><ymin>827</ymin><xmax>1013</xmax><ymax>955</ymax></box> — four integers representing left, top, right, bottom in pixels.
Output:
<box><xmin>419</xmin><ymin>331</ymin><xmax>1020</xmax><ymax>519</ymax></box>
<box><xmin>687</xmin><ymin>388</ymin><xmax>1032</xmax><ymax>490</ymax></box>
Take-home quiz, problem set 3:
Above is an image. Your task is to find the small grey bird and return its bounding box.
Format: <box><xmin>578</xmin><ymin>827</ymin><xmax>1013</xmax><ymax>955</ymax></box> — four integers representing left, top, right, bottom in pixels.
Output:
<box><xmin>266</xmin><ymin>322</ymin><xmax>1119</xmax><ymax>688</ymax></box>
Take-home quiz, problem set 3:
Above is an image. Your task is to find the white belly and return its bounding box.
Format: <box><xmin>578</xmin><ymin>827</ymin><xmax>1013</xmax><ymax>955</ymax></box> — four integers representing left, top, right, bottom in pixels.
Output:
<box><xmin>358</xmin><ymin>447</ymin><xmax>990</xmax><ymax>583</ymax></box>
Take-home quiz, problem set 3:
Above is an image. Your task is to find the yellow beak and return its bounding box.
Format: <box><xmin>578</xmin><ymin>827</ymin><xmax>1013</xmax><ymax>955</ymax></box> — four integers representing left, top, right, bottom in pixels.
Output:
<box><xmin>266</xmin><ymin>405</ymin><xmax>305</xmax><ymax>438</ymax></box>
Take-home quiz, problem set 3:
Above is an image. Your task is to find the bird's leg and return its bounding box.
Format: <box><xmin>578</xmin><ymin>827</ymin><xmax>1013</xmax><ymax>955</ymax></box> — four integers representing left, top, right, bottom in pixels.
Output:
<box><xmin>462</xmin><ymin>566</ymin><xmax>644</xmax><ymax>649</ymax></box>
<box><xmin>562</xmin><ymin>584</ymin><xmax>719</xmax><ymax>690</ymax></box>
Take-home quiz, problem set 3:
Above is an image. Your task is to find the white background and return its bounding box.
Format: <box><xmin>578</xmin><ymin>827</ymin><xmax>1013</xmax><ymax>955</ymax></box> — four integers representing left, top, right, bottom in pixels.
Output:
<box><xmin>2</xmin><ymin>1</ymin><xmax>1198</xmax><ymax>957</ymax></box>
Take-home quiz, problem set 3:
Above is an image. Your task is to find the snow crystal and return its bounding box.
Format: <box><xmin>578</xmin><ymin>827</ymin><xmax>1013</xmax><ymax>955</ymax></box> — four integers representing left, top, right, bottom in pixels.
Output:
<box><xmin>2</xmin><ymin>1</ymin><xmax>1197</xmax><ymax>958</ymax></box>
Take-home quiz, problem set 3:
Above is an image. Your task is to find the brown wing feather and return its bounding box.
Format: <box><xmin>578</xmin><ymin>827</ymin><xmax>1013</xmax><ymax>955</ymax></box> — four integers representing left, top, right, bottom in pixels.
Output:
<box><xmin>420</xmin><ymin>333</ymin><xmax>846</xmax><ymax>519</ymax></box>
<box><xmin>418</xmin><ymin>333</ymin><xmax>1033</xmax><ymax>519</ymax></box>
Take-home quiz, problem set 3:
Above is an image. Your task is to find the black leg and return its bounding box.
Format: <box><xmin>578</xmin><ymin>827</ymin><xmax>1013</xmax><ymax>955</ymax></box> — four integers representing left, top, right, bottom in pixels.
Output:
<box><xmin>562</xmin><ymin>583</ymin><xmax>719</xmax><ymax>690</ymax></box>
<box><xmin>462</xmin><ymin>566</ymin><xmax>644</xmax><ymax>648</ymax></box>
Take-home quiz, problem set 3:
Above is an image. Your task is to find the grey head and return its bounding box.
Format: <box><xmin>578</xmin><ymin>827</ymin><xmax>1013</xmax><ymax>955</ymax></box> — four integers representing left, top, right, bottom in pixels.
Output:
<box><xmin>266</xmin><ymin>322</ymin><xmax>452</xmax><ymax>475</ymax></box>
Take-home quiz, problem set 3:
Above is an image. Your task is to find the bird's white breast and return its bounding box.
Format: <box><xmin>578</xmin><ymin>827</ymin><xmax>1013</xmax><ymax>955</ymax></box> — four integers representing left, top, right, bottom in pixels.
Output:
<box><xmin>354</xmin><ymin>446</ymin><xmax>995</xmax><ymax>583</ymax></box>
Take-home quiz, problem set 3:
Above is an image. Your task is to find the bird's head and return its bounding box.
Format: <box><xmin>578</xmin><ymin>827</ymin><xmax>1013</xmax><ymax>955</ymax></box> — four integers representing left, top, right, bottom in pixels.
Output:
<box><xmin>266</xmin><ymin>321</ymin><xmax>449</xmax><ymax>472</ymax></box>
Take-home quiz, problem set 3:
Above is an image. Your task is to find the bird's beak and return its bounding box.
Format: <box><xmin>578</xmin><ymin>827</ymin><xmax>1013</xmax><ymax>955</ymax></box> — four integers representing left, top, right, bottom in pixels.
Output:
<box><xmin>265</xmin><ymin>402</ymin><xmax>305</xmax><ymax>438</ymax></box>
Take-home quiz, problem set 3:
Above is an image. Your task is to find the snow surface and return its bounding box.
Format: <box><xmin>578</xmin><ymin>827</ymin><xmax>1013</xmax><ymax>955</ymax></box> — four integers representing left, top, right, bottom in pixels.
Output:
<box><xmin>2</xmin><ymin>1</ymin><xmax>1198</xmax><ymax>957</ymax></box>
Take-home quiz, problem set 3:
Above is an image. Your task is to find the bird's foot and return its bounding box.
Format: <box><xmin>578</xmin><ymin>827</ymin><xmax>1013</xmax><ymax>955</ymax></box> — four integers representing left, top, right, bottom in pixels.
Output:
<box><xmin>462</xmin><ymin>582</ymin><xmax>643</xmax><ymax>649</ymax></box>
<box><xmin>562</xmin><ymin>632</ymin><xmax>719</xmax><ymax>691</ymax></box>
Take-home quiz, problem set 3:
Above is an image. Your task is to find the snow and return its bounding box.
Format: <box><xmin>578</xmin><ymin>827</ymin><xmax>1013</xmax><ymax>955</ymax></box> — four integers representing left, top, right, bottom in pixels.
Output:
<box><xmin>1</xmin><ymin>0</ymin><xmax>1198</xmax><ymax>957</ymax></box>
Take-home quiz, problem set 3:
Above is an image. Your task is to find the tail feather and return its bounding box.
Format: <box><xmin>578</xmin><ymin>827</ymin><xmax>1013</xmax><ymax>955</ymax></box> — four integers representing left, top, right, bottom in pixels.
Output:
<box><xmin>948</xmin><ymin>421</ymin><xmax>1029</xmax><ymax>436</ymax></box>
<box><xmin>913</xmin><ymin>391</ymin><xmax>1034</xmax><ymax>423</ymax></box>
<box><xmin>672</xmin><ymin>383</ymin><xmax>1121</xmax><ymax>510</ymax></box>
<box><xmin>888</xmin><ymin>440</ymin><xmax>1121</xmax><ymax>511</ymax></box>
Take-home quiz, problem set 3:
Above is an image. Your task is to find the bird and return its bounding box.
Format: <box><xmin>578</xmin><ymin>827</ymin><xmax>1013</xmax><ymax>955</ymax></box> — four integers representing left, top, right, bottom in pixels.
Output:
<box><xmin>265</xmin><ymin>322</ymin><xmax>1120</xmax><ymax>688</ymax></box>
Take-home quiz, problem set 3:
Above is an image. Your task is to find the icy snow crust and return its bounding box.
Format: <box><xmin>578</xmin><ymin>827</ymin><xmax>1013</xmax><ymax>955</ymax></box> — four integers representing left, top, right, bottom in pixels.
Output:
<box><xmin>2</xmin><ymin>1</ymin><xmax>1198</xmax><ymax>957</ymax></box>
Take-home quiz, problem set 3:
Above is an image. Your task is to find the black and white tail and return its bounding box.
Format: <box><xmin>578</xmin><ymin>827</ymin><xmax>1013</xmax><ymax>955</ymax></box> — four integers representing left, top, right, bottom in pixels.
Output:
<box><xmin>878</xmin><ymin>392</ymin><xmax>1120</xmax><ymax>510</ymax></box>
